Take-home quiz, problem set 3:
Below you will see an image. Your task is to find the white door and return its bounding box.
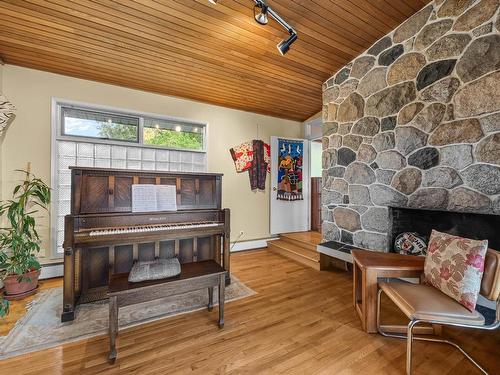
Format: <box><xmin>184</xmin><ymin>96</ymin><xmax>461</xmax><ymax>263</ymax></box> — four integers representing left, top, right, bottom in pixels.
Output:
<box><xmin>270</xmin><ymin>136</ymin><xmax>310</xmax><ymax>234</ymax></box>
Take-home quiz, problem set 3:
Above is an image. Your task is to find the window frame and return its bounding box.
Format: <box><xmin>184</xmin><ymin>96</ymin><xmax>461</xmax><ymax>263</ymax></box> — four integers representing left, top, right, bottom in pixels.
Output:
<box><xmin>54</xmin><ymin>98</ymin><xmax>208</xmax><ymax>153</ymax></box>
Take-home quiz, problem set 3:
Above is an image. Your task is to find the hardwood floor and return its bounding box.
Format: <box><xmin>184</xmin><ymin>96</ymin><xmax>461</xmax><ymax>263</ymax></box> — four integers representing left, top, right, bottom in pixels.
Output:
<box><xmin>0</xmin><ymin>249</ymin><xmax>498</xmax><ymax>374</ymax></box>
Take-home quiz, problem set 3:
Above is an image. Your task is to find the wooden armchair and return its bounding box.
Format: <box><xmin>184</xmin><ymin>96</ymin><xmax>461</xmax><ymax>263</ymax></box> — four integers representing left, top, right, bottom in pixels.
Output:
<box><xmin>376</xmin><ymin>249</ymin><xmax>500</xmax><ymax>375</ymax></box>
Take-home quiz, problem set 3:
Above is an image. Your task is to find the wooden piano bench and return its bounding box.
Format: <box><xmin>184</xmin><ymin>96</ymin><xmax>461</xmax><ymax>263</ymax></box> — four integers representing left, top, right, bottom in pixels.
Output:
<box><xmin>107</xmin><ymin>260</ymin><xmax>227</xmax><ymax>363</ymax></box>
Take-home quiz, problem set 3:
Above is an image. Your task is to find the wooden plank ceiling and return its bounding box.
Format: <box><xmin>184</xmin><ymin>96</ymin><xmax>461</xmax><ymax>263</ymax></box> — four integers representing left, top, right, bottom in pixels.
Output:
<box><xmin>0</xmin><ymin>0</ymin><xmax>430</xmax><ymax>121</ymax></box>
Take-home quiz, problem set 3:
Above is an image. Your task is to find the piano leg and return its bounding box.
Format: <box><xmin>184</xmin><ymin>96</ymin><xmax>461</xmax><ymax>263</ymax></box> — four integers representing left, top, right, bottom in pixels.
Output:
<box><xmin>207</xmin><ymin>287</ymin><xmax>214</xmax><ymax>312</ymax></box>
<box><xmin>62</xmin><ymin>247</ymin><xmax>76</xmax><ymax>322</ymax></box>
<box><xmin>223</xmin><ymin>234</ymin><xmax>231</xmax><ymax>286</ymax></box>
<box><xmin>108</xmin><ymin>295</ymin><xmax>118</xmax><ymax>363</ymax></box>
<box><xmin>218</xmin><ymin>273</ymin><xmax>225</xmax><ymax>328</ymax></box>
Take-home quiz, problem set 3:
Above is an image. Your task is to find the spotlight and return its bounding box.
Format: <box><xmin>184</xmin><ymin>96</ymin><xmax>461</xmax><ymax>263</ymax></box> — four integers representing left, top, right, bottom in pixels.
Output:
<box><xmin>253</xmin><ymin>3</ymin><xmax>268</xmax><ymax>25</ymax></box>
<box><xmin>277</xmin><ymin>32</ymin><xmax>297</xmax><ymax>55</ymax></box>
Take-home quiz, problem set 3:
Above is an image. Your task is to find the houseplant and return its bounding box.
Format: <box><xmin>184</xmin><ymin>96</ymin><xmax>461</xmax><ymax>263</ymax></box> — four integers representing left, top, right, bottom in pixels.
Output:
<box><xmin>0</xmin><ymin>165</ymin><xmax>50</xmax><ymax>317</ymax></box>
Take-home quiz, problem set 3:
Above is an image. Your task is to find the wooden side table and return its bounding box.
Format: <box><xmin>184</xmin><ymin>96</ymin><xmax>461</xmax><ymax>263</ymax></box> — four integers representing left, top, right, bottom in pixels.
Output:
<box><xmin>352</xmin><ymin>249</ymin><xmax>425</xmax><ymax>333</ymax></box>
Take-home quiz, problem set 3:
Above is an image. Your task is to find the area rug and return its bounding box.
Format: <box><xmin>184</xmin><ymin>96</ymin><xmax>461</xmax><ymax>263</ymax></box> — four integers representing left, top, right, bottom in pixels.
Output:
<box><xmin>0</xmin><ymin>276</ymin><xmax>255</xmax><ymax>360</ymax></box>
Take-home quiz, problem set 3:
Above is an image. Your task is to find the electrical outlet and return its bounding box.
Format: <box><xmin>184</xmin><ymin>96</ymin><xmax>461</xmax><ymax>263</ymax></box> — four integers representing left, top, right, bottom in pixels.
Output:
<box><xmin>239</xmin><ymin>230</ymin><xmax>244</xmax><ymax>236</ymax></box>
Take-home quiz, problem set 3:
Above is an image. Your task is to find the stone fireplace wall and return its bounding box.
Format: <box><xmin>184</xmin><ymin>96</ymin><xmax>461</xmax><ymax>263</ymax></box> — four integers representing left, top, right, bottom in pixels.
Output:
<box><xmin>321</xmin><ymin>0</ymin><xmax>500</xmax><ymax>251</ymax></box>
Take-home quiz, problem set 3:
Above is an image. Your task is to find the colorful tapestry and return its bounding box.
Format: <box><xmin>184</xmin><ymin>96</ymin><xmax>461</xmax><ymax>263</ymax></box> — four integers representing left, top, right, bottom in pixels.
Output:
<box><xmin>277</xmin><ymin>138</ymin><xmax>303</xmax><ymax>201</ymax></box>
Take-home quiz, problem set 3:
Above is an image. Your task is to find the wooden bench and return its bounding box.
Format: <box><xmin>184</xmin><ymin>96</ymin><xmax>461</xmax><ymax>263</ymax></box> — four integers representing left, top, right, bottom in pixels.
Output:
<box><xmin>107</xmin><ymin>260</ymin><xmax>227</xmax><ymax>362</ymax></box>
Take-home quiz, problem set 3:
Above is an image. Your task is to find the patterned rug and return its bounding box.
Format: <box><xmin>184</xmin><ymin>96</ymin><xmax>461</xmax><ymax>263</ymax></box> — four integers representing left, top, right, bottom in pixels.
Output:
<box><xmin>0</xmin><ymin>276</ymin><xmax>255</xmax><ymax>360</ymax></box>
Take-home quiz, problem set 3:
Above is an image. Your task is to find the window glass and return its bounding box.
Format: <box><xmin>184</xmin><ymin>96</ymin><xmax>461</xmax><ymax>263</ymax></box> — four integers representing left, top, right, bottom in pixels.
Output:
<box><xmin>143</xmin><ymin>118</ymin><xmax>204</xmax><ymax>150</ymax></box>
<box><xmin>62</xmin><ymin>107</ymin><xmax>139</xmax><ymax>142</ymax></box>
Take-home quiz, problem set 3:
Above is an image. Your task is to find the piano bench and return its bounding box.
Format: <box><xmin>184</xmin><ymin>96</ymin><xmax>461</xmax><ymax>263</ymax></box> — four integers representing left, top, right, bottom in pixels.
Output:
<box><xmin>107</xmin><ymin>260</ymin><xmax>227</xmax><ymax>363</ymax></box>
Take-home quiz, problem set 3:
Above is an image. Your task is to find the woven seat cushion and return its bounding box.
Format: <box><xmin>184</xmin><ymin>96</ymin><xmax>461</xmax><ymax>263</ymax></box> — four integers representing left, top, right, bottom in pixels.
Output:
<box><xmin>424</xmin><ymin>230</ymin><xmax>488</xmax><ymax>311</ymax></box>
<box><xmin>128</xmin><ymin>258</ymin><xmax>181</xmax><ymax>283</ymax></box>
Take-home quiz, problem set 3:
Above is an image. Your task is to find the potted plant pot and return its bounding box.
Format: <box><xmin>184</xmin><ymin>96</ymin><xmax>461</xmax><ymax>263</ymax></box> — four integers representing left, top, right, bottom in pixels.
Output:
<box><xmin>3</xmin><ymin>268</ymin><xmax>40</xmax><ymax>300</ymax></box>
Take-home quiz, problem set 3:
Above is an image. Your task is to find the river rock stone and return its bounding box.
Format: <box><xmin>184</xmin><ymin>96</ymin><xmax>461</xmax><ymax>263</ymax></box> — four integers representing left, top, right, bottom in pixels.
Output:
<box><xmin>343</xmin><ymin>134</ymin><xmax>363</xmax><ymax>151</ymax></box>
<box><xmin>378</xmin><ymin>44</ymin><xmax>404</xmax><ymax>66</ymax></box>
<box><xmin>322</xmin><ymin>149</ymin><xmax>337</xmax><ymax>169</ymax></box>
<box><xmin>357</xmin><ymin>67</ymin><xmax>388</xmax><ymax>98</ymax></box>
<box><xmin>337</xmin><ymin>93</ymin><xmax>365</xmax><ymax>122</ymax></box>
<box><xmin>493</xmin><ymin>196</ymin><xmax>500</xmax><ymax>213</ymax></box>
<box><xmin>456</xmin><ymin>35</ymin><xmax>500</xmax><ymax>83</ymax></box>
<box><xmin>333</xmin><ymin>207</ymin><xmax>361</xmax><ymax>232</ymax></box>
<box><xmin>337</xmin><ymin>147</ymin><xmax>357</xmax><ymax>166</ymax></box>
<box><xmin>395</xmin><ymin>126</ymin><xmax>428</xmax><ymax>156</ymax></box>
<box><xmin>372</xmin><ymin>132</ymin><xmax>396</xmax><ymax>152</ymax></box>
<box><xmin>330</xmin><ymin>178</ymin><xmax>349</xmax><ymax>194</ymax></box>
<box><xmin>429</xmin><ymin>119</ymin><xmax>484</xmax><ymax>145</ymax></box>
<box><xmin>479</xmin><ymin>112</ymin><xmax>500</xmax><ymax>133</ymax></box>
<box><xmin>376</xmin><ymin>169</ymin><xmax>396</xmax><ymax>185</ymax></box>
<box><xmin>367</xmin><ymin>36</ymin><xmax>393</xmax><ymax>56</ymax></box>
<box><xmin>329</xmin><ymin>134</ymin><xmax>342</xmax><ymax>148</ymax></box>
<box><xmin>349</xmin><ymin>184</ymin><xmax>373</xmax><ymax>205</ymax></box>
<box><xmin>322</xmin><ymin>189</ymin><xmax>344</xmax><ymax>205</ymax></box>
<box><xmin>351</xmin><ymin>56</ymin><xmax>376</xmax><ymax>79</ymax></box>
<box><xmin>394</xmin><ymin>5</ymin><xmax>433</xmax><ymax>43</ymax></box>
<box><xmin>322</xmin><ymin>137</ymin><xmax>329</xmax><ymax>150</ymax></box>
<box><xmin>323</xmin><ymin>121</ymin><xmax>338</xmax><ymax>136</ymax></box>
<box><xmin>328</xmin><ymin>166</ymin><xmax>346</xmax><ymax>178</ymax></box>
<box><xmin>387</xmin><ymin>53</ymin><xmax>426</xmax><ymax>85</ymax></box>
<box><xmin>438</xmin><ymin>0</ymin><xmax>475</xmax><ymax>17</ymax></box>
<box><xmin>472</xmin><ymin>23</ymin><xmax>493</xmax><ymax>37</ymax></box>
<box><xmin>334</xmin><ymin>67</ymin><xmax>351</xmax><ymax>85</ymax></box>
<box><xmin>415</xmin><ymin>19</ymin><xmax>453</xmax><ymax>50</ymax></box>
<box><xmin>381</xmin><ymin>116</ymin><xmax>397</xmax><ymax>131</ymax></box>
<box><xmin>398</xmin><ymin>102</ymin><xmax>424</xmax><ymax>125</ymax></box>
<box><xmin>392</xmin><ymin>168</ymin><xmax>422</xmax><ymax>195</ymax></box>
<box><xmin>352</xmin><ymin>117</ymin><xmax>380</xmax><ymax>136</ymax></box>
<box><xmin>454</xmin><ymin>71</ymin><xmax>500</xmax><ymax>117</ymax></box>
<box><xmin>440</xmin><ymin>144</ymin><xmax>473</xmax><ymax>170</ymax></box>
<box><xmin>338</xmin><ymin>123</ymin><xmax>353</xmax><ymax>135</ymax></box>
<box><xmin>339</xmin><ymin>79</ymin><xmax>359</xmax><ymax>98</ymax></box>
<box><xmin>322</xmin><ymin>221</ymin><xmax>341</xmax><ymax>241</ymax></box>
<box><xmin>358</xmin><ymin>144</ymin><xmax>377</xmax><ymax>163</ymax></box>
<box><xmin>448</xmin><ymin>187</ymin><xmax>492</xmax><ymax>212</ymax></box>
<box><xmin>353</xmin><ymin>231</ymin><xmax>388</xmax><ymax>251</ymax></box>
<box><xmin>326</xmin><ymin>104</ymin><xmax>338</xmax><ymax>122</ymax></box>
<box><xmin>407</xmin><ymin>147</ymin><xmax>439</xmax><ymax>170</ymax></box>
<box><xmin>453</xmin><ymin>0</ymin><xmax>499</xmax><ymax>31</ymax></box>
<box><xmin>426</xmin><ymin>34</ymin><xmax>472</xmax><ymax>61</ymax></box>
<box><xmin>370</xmin><ymin>184</ymin><xmax>409</xmax><ymax>206</ymax></box>
<box><xmin>376</xmin><ymin>150</ymin><xmax>407</xmax><ymax>170</ymax></box>
<box><xmin>366</xmin><ymin>82</ymin><xmax>417</xmax><ymax>117</ymax></box>
<box><xmin>361</xmin><ymin>207</ymin><xmax>389</xmax><ymax>233</ymax></box>
<box><xmin>416</xmin><ymin>60</ymin><xmax>456</xmax><ymax>90</ymax></box>
<box><xmin>475</xmin><ymin>133</ymin><xmax>500</xmax><ymax>165</ymax></box>
<box><xmin>323</xmin><ymin>86</ymin><xmax>339</xmax><ymax>105</ymax></box>
<box><xmin>344</xmin><ymin>162</ymin><xmax>376</xmax><ymax>184</ymax></box>
<box><xmin>462</xmin><ymin>164</ymin><xmax>500</xmax><ymax>195</ymax></box>
<box><xmin>410</xmin><ymin>103</ymin><xmax>446</xmax><ymax>133</ymax></box>
<box><xmin>409</xmin><ymin>188</ymin><xmax>449</xmax><ymax>209</ymax></box>
<box><xmin>423</xmin><ymin>167</ymin><xmax>463</xmax><ymax>188</ymax></box>
<box><xmin>341</xmin><ymin>230</ymin><xmax>354</xmax><ymax>244</ymax></box>
<box><xmin>420</xmin><ymin>77</ymin><xmax>460</xmax><ymax>102</ymax></box>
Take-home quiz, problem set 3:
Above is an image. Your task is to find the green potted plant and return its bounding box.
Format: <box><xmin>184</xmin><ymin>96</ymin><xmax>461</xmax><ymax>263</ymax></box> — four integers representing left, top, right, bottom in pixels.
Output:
<box><xmin>0</xmin><ymin>165</ymin><xmax>50</xmax><ymax>316</ymax></box>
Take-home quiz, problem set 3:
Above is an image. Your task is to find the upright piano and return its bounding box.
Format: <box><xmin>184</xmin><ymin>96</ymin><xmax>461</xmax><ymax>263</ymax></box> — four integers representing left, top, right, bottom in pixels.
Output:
<box><xmin>62</xmin><ymin>167</ymin><xmax>230</xmax><ymax>322</ymax></box>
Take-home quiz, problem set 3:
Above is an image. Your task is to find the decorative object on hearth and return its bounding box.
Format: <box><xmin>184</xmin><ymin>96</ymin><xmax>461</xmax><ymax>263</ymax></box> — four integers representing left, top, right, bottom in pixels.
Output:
<box><xmin>0</xmin><ymin>93</ymin><xmax>16</xmax><ymax>133</ymax></box>
<box><xmin>128</xmin><ymin>258</ymin><xmax>181</xmax><ymax>282</ymax></box>
<box><xmin>229</xmin><ymin>139</ymin><xmax>270</xmax><ymax>190</ymax></box>
<box><xmin>0</xmin><ymin>163</ymin><xmax>51</xmax><ymax>316</ymax></box>
<box><xmin>394</xmin><ymin>232</ymin><xmax>427</xmax><ymax>256</ymax></box>
<box><xmin>424</xmin><ymin>229</ymin><xmax>488</xmax><ymax>311</ymax></box>
<box><xmin>277</xmin><ymin>138</ymin><xmax>303</xmax><ymax>201</ymax></box>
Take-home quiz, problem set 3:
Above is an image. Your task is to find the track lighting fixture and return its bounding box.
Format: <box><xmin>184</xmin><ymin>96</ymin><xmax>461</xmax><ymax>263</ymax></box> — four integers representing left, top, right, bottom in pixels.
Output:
<box><xmin>208</xmin><ymin>0</ymin><xmax>297</xmax><ymax>55</ymax></box>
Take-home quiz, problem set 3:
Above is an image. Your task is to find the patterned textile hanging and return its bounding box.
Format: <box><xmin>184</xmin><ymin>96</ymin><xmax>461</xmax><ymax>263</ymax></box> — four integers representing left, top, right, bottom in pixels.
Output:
<box><xmin>277</xmin><ymin>138</ymin><xmax>303</xmax><ymax>201</ymax></box>
<box><xmin>229</xmin><ymin>139</ymin><xmax>270</xmax><ymax>191</ymax></box>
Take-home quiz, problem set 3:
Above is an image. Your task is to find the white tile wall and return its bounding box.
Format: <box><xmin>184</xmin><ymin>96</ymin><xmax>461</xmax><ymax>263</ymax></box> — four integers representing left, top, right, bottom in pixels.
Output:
<box><xmin>53</xmin><ymin>140</ymin><xmax>207</xmax><ymax>254</ymax></box>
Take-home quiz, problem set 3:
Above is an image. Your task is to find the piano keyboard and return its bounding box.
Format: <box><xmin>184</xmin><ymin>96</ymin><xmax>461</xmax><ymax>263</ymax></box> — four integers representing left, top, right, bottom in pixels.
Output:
<box><xmin>88</xmin><ymin>221</ymin><xmax>221</xmax><ymax>236</ymax></box>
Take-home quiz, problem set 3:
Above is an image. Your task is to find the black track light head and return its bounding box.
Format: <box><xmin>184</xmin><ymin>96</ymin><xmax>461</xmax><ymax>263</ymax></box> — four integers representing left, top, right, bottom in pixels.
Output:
<box><xmin>277</xmin><ymin>32</ymin><xmax>297</xmax><ymax>55</ymax></box>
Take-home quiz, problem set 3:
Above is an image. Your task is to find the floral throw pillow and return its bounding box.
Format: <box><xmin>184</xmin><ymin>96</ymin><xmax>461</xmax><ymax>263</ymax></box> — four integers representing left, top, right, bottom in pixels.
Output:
<box><xmin>424</xmin><ymin>230</ymin><xmax>488</xmax><ymax>311</ymax></box>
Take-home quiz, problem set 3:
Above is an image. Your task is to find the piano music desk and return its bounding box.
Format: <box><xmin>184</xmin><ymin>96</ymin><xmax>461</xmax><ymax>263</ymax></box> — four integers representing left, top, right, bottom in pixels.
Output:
<box><xmin>107</xmin><ymin>260</ymin><xmax>227</xmax><ymax>362</ymax></box>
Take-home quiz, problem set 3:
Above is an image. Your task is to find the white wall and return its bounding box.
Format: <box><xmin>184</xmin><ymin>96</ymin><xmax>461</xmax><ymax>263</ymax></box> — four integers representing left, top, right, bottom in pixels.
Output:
<box><xmin>0</xmin><ymin>65</ymin><xmax>302</xmax><ymax>263</ymax></box>
<box><xmin>310</xmin><ymin>141</ymin><xmax>322</xmax><ymax>178</ymax></box>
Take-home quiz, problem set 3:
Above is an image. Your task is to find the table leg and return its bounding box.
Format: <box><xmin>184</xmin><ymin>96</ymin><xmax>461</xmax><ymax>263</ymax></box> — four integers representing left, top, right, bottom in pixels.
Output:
<box><xmin>363</xmin><ymin>269</ymin><xmax>379</xmax><ymax>333</ymax></box>
<box><xmin>218</xmin><ymin>274</ymin><xmax>225</xmax><ymax>328</ymax></box>
<box><xmin>208</xmin><ymin>287</ymin><xmax>214</xmax><ymax>311</ymax></box>
<box><xmin>108</xmin><ymin>296</ymin><xmax>118</xmax><ymax>363</ymax></box>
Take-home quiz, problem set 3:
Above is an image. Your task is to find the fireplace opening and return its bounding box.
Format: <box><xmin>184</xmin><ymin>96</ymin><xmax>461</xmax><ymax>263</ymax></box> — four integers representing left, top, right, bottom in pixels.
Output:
<box><xmin>388</xmin><ymin>207</ymin><xmax>500</xmax><ymax>252</ymax></box>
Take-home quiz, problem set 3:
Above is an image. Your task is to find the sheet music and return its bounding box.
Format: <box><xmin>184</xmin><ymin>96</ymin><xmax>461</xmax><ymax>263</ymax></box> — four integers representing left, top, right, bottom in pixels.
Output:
<box><xmin>132</xmin><ymin>184</ymin><xmax>178</xmax><ymax>212</ymax></box>
<box><xmin>156</xmin><ymin>185</ymin><xmax>177</xmax><ymax>211</ymax></box>
<box><xmin>132</xmin><ymin>185</ymin><xmax>157</xmax><ymax>212</ymax></box>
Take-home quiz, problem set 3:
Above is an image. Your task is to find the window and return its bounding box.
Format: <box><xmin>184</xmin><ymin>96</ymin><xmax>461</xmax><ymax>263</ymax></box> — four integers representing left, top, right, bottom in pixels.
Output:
<box><xmin>59</xmin><ymin>104</ymin><xmax>206</xmax><ymax>152</ymax></box>
<box><xmin>51</xmin><ymin>100</ymin><xmax>208</xmax><ymax>257</ymax></box>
